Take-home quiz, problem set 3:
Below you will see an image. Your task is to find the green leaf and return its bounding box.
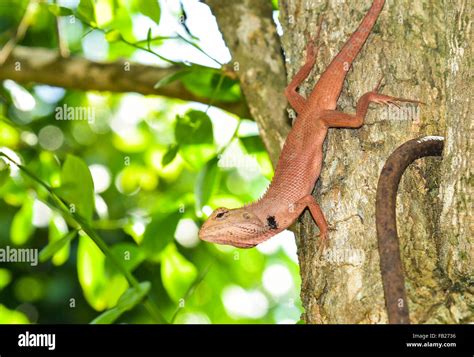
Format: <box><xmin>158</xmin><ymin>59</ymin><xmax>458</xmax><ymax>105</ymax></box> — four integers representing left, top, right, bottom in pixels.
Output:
<box><xmin>10</xmin><ymin>198</ymin><xmax>35</xmax><ymax>245</ymax></box>
<box><xmin>142</xmin><ymin>211</ymin><xmax>181</xmax><ymax>260</ymax></box>
<box><xmin>47</xmin><ymin>216</ymin><xmax>72</xmax><ymax>266</ymax></box>
<box><xmin>161</xmin><ymin>244</ymin><xmax>197</xmax><ymax>302</ymax></box>
<box><xmin>176</xmin><ymin>110</ymin><xmax>213</xmax><ymax>146</ymax></box>
<box><xmin>94</xmin><ymin>0</ymin><xmax>114</xmax><ymax>27</ymax></box>
<box><xmin>89</xmin><ymin>306</ymin><xmax>123</xmax><ymax>324</ymax></box>
<box><xmin>195</xmin><ymin>157</ymin><xmax>220</xmax><ymax>210</ymax></box>
<box><xmin>56</xmin><ymin>155</ymin><xmax>95</xmax><ymax>222</ymax></box>
<box><xmin>105</xmin><ymin>29</ymin><xmax>121</xmax><ymax>42</ymax></box>
<box><xmin>181</xmin><ymin>68</ymin><xmax>241</xmax><ymax>102</ymax></box>
<box><xmin>239</xmin><ymin>136</ymin><xmax>265</xmax><ymax>154</ymax></box>
<box><xmin>0</xmin><ymin>159</ymin><xmax>10</xmax><ymax>187</ymax></box>
<box><xmin>146</xmin><ymin>27</ymin><xmax>152</xmax><ymax>50</ymax></box>
<box><xmin>46</xmin><ymin>4</ymin><xmax>74</xmax><ymax>16</ymax></box>
<box><xmin>161</xmin><ymin>144</ymin><xmax>179</xmax><ymax>166</ymax></box>
<box><xmin>153</xmin><ymin>69</ymin><xmax>191</xmax><ymax>89</ymax></box>
<box><xmin>77</xmin><ymin>0</ymin><xmax>97</xmax><ymax>26</ymax></box>
<box><xmin>106</xmin><ymin>5</ymin><xmax>134</xmax><ymax>41</ymax></box>
<box><xmin>91</xmin><ymin>281</ymin><xmax>150</xmax><ymax>324</ymax></box>
<box><xmin>77</xmin><ymin>234</ymin><xmax>129</xmax><ymax>311</ymax></box>
<box><xmin>175</xmin><ymin>110</ymin><xmax>215</xmax><ymax>170</ymax></box>
<box><xmin>40</xmin><ymin>229</ymin><xmax>77</xmax><ymax>263</ymax></box>
<box><xmin>0</xmin><ymin>269</ymin><xmax>11</xmax><ymax>290</ymax></box>
<box><xmin>115</xmin><ymin>281</ymin><xmax>150</xmax><ymax>310</ymax></box>
<box><xmin>105</xmin><ymin>243</ymin><xmax>145</xmax><ymax>274</ymax></box>
<box><xmin>137</xmin><ymin>0</ymin><xmax>161</xmax><ymax>25</ymax></box>
<box><xmin>0</xmin><ymin>304</ymin><xmax>29</xmax><ymax>324</ymax></box>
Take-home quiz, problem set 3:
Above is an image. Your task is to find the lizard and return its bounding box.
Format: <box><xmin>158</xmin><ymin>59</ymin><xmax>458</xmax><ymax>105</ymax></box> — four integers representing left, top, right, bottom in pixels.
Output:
<box><xmin>199</xmin><ymin>0</ymin><xmax>421</xmax><ymax>249</ymax></box>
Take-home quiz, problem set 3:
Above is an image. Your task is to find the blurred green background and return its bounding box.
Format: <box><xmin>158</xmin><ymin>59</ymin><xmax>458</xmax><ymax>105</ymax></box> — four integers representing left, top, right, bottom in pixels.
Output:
<box><xmin>0</xmin><ymin>0</ymin><xmax>302</xmax><ymax>324</ymax></box>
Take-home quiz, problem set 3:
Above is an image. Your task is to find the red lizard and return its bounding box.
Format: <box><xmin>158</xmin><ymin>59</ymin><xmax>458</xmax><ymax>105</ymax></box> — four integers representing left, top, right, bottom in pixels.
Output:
<box><xmin>199</xmin><ymin>0</ymin><xmax>421</xmax><ymax>248</ymax></box>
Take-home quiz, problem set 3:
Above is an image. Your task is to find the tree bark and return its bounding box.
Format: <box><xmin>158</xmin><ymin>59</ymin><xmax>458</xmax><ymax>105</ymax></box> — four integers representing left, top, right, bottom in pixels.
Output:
<box><xmin>277</xmin><ymin>0</ymin><xmax>472</xmax><ymax>323</ymax></box>
<box><xmin>438</xmin><ymin>0</ymin><xmax>473</xmax><ymax>321</ymax></box>
<box><xmin>0</xmin><ymin>46</ymin><xmax>249</xmax><ymax>118</ymax></box>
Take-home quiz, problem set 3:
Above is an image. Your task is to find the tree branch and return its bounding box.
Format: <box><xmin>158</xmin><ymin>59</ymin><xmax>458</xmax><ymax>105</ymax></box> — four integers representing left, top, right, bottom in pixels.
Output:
<box><xmin>0</xmin><ymin>46</ymin><xmax>249</xmax><ymax>117</ymax></box>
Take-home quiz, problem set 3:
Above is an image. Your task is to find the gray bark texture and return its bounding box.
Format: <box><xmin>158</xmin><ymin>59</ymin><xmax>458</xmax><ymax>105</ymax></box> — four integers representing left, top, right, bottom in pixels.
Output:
<box><xmin>209</xmin><ymin>0</ymin><xmax>472</xmax><ymax>323</ymax></box>
<box><xmin>0</xmin><ymin>46</ymin><xmax>249</xmax><ymax>117</ymax></box>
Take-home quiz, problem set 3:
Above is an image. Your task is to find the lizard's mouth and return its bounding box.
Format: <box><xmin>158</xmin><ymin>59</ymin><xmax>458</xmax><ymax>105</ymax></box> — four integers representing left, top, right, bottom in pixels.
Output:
<box><xmin>198</xmin><ymin>223</ymin><xmax>263</xmax><ymax>248</ymax></box>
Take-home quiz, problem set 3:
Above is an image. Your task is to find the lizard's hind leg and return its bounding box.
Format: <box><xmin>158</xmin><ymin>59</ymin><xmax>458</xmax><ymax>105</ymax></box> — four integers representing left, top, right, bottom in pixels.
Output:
<box><xmin>285</xmin><ymin>17</ymin><xmax>324</xmax><ymax>114</ymax></box>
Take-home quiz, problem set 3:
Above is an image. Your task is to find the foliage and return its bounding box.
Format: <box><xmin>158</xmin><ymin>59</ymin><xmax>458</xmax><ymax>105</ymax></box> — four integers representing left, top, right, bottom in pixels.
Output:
<box><xmin>0</xmin><ymin>0</ymin><xmax>302</xmax><ymax>324</ymax></box>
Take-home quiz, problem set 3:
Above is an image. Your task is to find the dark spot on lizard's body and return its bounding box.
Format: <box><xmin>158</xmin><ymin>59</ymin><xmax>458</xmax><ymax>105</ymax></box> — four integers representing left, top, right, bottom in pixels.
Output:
<box><xmin>267</xmin><ymin>216</ymin><xmax>278</xmax><ymax>230</ymax></box>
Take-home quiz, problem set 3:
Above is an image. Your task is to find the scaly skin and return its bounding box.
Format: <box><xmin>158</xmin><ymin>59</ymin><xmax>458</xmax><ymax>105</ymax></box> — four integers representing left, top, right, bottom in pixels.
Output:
<box><xmin>199</xmin><ymin>0</ymin><xmax>421</xmax><ymax>249</ymax></box>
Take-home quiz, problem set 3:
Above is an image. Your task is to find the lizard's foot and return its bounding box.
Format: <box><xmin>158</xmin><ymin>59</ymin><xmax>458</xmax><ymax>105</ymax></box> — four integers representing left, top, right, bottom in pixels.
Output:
<box><xmin>303</xmin><ymin>36</ymin><xmax>317</xmax><ymax>64</ymax></box>
<box><xmin>316</xmin><ymin>225</ymin><xmax>335</xmax><ymax>252</ymax></box>
<box><xmin>369</xmin><ymin>92</ymin><xmax>425</xmax><ymax>108</ymax></box>
<box><xmin>371</xmin><ymin>76</ymin><xmax>425</xmax><ymax>107</ymax></box>
<box><xmin>304</xmin><ymin>16</ymin><xmax>324</xmax><ymax>63</ymax></box>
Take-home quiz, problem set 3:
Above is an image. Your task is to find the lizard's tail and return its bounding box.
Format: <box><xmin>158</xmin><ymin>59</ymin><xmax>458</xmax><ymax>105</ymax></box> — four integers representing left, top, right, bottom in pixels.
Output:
<box><xmin>315</xmin><ymin>0</ymin><xmax>385</xmax><ymax>101</ymax></box>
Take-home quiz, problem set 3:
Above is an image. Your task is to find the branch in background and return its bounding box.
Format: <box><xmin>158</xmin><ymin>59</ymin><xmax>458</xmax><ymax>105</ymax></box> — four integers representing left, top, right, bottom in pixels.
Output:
<box><xmin>205</xmin><ymin>0</ymin><xmax>290</xmax><ymax>166</ymax></box>
<box><xmin>0</xmin><ymin>46</ymin><xmax>250</xmax><ymax>118</ymax></box>
<box><xmin>0</xmin><ymin>0</ymin><xmax>35</xmax><ymax>65</ymax></box>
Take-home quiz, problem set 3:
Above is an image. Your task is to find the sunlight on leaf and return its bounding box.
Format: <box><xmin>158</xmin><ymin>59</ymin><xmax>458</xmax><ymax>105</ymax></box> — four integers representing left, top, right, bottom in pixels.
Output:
<box><xmin>57</xmin><ymin>155</ymin><xmax>95</xmax><ymax>222</ymax></box>
<box><xmin>175</xmin><ymin>110</ymin><xmax>215</xmax><ymax>170</ymax></box>
<box><xmin>77</xmin><ymin>234</ymin><xmax>128</xmax><ymax>311</ymax></box>
<box><xmin>0</xmin><ymin>304</ymin><xmax>29</xmax><ymax>324</ymax></box>
<box><xmin>161</xmin><ymin>144</ymin><xmax>179</xmax><ymax>167</ymax></box>
<box><xmin>105</xmin><ymin>243</ymin><xmax>146</xmax><ymax>273</ymax></box>
<box><xmin>154</xmin><ymin>68</ymin><xmax>192</xmax><ymax>89</ymax></box>
<box><xmin>195</xmin><ymin>157</ymin><xmax>220</xmax><ymax>211</ymax></box>
<box><xmin>46</xmin><ymin>3</ymin><xmax>73</xmax><ymax>16</ymax></box>
<box><xmin>91</xmin><ymin>281</ymin><xmax>150</xmax><ymax>324</ymax></box>
<box><xmin>0</xmin><ymin>269</ymin><xmax>12</xmax><ymax>290</ymax></box>
<box><xmin>77</xmin><ymin>0</ymin><xmax>97</xmax><ymax>27</ymax></box>
<box><xmin>0</xmin><ymin>159</ymin><xmax>10</xmax><ymax>187</ymax></box>
<box><xmin>10</xmin><ymin>197</ymin><xmax>35</xmax><ymax>245</ymax></box>
<box><xmin>40</xmin><ymin>228</ymin><xmax>76</xmax><ymax>264</ymax></box>
<box><xmin>142</xmin><ymin>211</ymin><xmax>181</xmax><ymax>261</ymax></box>
<box><xmin>137</xmin><ymin>0</ymin><xmax>161</xmax><ymax>25</ymax></box>
<box><xmin>161</xmin><ymin>243</ymin><xmax>198</xmax><ymax>302</ymax></box>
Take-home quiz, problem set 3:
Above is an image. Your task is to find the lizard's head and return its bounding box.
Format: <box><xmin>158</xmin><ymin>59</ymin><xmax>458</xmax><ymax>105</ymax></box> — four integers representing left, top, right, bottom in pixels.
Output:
<box><xmin>198</xmin><ymin>207</ymin><xmax>265</xmax><ymax>248</ymax></box>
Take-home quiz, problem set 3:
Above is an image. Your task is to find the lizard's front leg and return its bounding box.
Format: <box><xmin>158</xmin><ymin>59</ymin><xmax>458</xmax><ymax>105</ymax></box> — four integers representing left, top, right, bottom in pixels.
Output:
<box><xmin>289</xmin><ymin>195</ymin><xmax>330</xmax><ymax>246</ymax></box>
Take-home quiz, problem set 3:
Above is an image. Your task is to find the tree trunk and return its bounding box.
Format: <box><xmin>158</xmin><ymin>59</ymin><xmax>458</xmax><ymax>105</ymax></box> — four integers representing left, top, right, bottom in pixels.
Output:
<box><xmin>278</xmin><ymin>0</ymin><xmax>472</xmax><ymax>323</ymax></box>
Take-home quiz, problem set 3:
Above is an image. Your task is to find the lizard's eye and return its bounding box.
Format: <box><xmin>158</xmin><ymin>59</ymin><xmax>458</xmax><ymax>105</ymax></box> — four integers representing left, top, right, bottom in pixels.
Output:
<box><xmin>243</xmin><ymin>212</ymin><xmax>251</xmax><ymax>219</ymax></box>
<box><xmin>215</xmin><ymin>210</ymin><xmax>228</xmax><ymax>219</ymax></box>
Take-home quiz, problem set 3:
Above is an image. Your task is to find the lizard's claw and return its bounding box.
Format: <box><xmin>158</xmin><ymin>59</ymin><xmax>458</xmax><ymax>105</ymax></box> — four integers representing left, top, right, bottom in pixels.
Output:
<box><xmin>304</xmin><ymin>16</ymin><xmax>324</xmax><ymax>63</ymax></box>
<box><xmin>371</xmin><ymin>76</ymin><xmax>425</xmax><ymax>107</ymax></box>
<box><xmin>371</xmin><ymin>93</ymin><xmax>425</xmax><ymax>107</ymax></box>
<box><xmin>373</xmin><ymin>75</ymin><xmax>385</xmax><ymax>92</ymax></box>
<box><xmin>316</xmin><ymin>232</ymin><xmax>328</xmax><ymax>256</ymax></box>
<box><xmin>304</xmin><ymin>36</ymin><xmax>317</xmax><ymax>63</ymax></box>
<box><xmin>316</xmin><ymin>222</ymin><xmax>337</xmax><ymax>254</ymax></box>
<box><xmin>316</xmin><ymin>228</ymin><xmax>330</xmax><ymax>252</ymax></box>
